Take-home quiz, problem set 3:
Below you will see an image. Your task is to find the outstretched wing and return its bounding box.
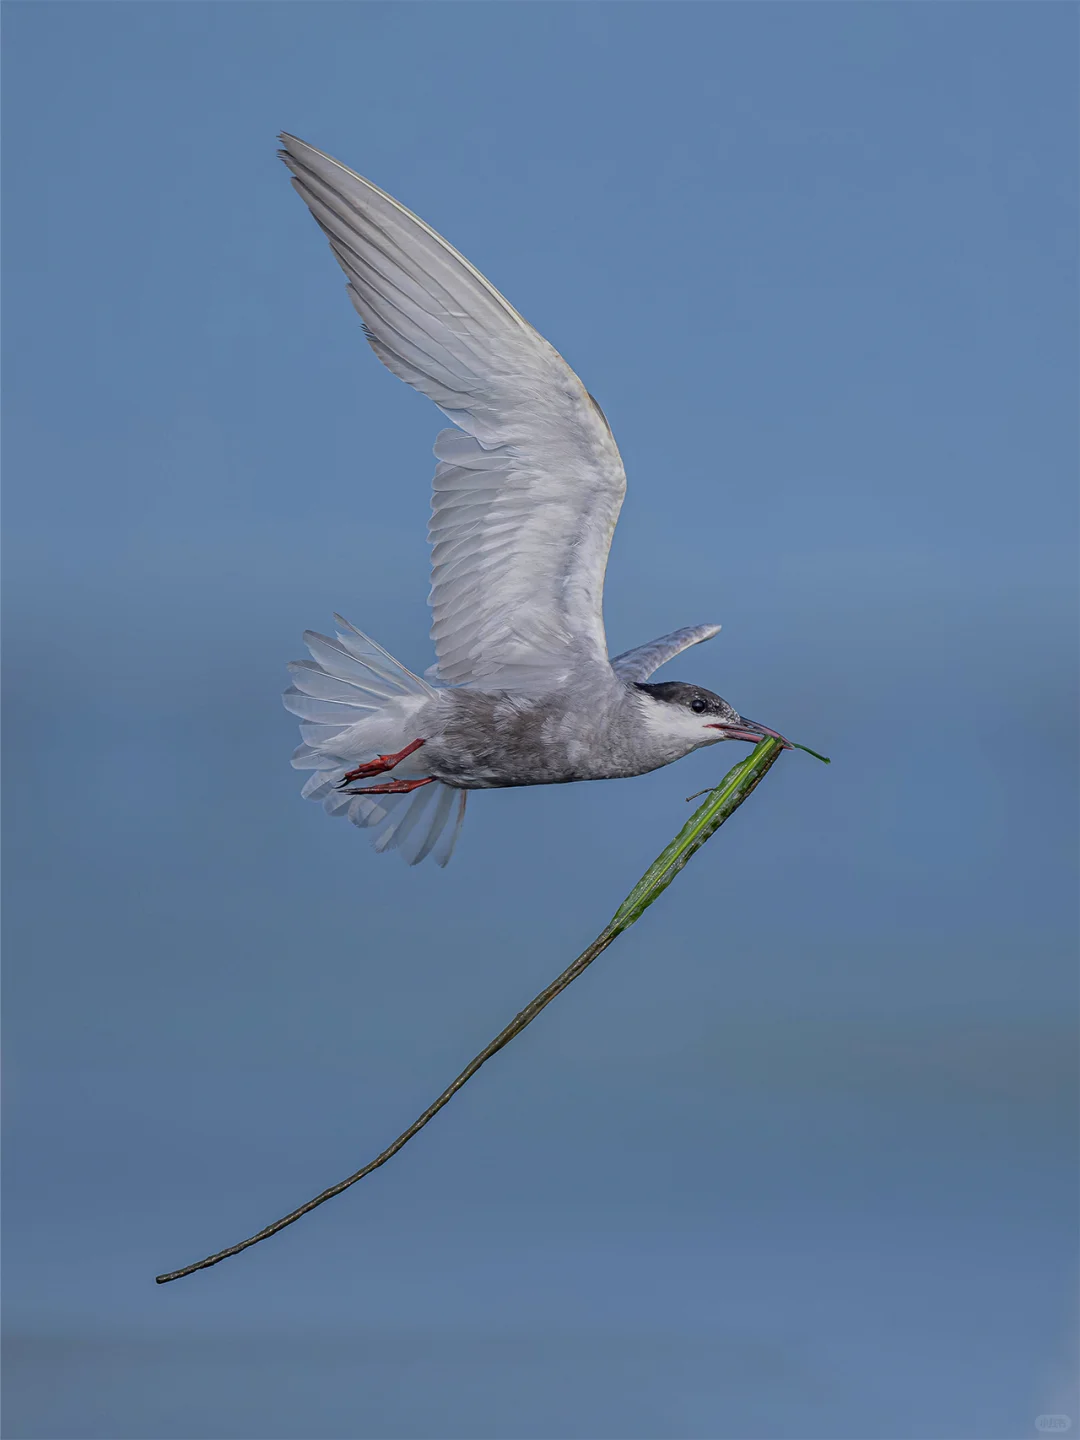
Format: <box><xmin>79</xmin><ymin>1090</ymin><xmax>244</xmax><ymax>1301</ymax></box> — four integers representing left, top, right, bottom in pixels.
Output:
<box><xmin>609</xmin><ymin>624</ymin><xmax>722</xmax><ymax>683</ymax></box>
<box><xmin>279</xmin><ymin>134</ymin><xmax>627</xmax><ymax>690</ymax></box>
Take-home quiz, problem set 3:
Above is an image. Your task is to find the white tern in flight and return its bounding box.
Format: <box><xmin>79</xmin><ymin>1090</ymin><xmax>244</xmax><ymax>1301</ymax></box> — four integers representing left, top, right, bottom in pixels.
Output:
<box><xmin>279</xmin><ymin>134</ymin><xmax>790</xmax><ymax>866</ymax></box>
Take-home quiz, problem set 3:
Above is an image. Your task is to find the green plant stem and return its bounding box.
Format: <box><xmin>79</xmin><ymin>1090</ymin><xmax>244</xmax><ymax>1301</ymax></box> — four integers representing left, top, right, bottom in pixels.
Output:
<box><xmin>156</xmin><ymin>736</ymin><xmax>786</xmax><ymax>1284</ymax></box>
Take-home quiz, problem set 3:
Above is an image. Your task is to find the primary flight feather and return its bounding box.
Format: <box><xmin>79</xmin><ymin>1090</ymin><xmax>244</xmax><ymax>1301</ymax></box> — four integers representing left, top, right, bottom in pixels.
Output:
<box><xmin>279</xmin><ymin>134</ymin><xmax>789</xmax><ymax>866</ymax></box>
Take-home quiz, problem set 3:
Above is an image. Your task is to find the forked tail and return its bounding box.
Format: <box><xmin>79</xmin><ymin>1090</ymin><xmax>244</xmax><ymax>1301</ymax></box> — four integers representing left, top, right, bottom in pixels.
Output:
<box><xmin>284</xmin><ymin>615</ymin><xmax>466</xmax><ymax>867</ymax></box>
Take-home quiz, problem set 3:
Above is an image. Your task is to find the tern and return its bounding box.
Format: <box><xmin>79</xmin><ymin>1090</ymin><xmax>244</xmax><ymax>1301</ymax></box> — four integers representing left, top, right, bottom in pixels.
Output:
<box><xmin>280</xmin><ymin>134</ymin><xmax>789</xmax><ymax>866</ymax></box>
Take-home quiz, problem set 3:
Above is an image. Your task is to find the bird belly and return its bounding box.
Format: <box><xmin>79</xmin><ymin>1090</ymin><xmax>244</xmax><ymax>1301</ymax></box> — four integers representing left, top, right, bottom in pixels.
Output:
<box><xmin>426</xmin><ymin>739</ymin><xmax>590</xmax><ymax>790</ymax></box>
<box><xmin>424</xmin><ymin>688</ymin><xmax>658</xmax><ymax>789</ymax></box>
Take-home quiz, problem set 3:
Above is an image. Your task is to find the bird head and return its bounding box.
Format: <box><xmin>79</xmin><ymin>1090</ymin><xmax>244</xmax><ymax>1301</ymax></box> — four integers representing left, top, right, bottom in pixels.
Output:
<box><xmin>633</xmin><ymin>681</ymin><xmax>790</xmax><ymax>751</ymax></box>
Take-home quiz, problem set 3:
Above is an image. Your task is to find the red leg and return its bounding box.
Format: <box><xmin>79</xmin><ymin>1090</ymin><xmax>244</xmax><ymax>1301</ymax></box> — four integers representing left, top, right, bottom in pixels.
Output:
<box><xmin>338</xmin><ymin>737</ymin><xmax>425</xmax><ymax>787</ymax></box>
<box><xmin>341</xmin><ymin>776</ymin><xmax>436</xmax><ymax>797</ymax></box>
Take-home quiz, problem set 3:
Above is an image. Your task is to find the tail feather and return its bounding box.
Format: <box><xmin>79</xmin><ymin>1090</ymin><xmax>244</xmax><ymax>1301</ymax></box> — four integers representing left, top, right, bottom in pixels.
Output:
<box><xmin>373</xmin><ymin>782</ymin><xmax>436</xmax><ymax>856</ymax></box>
<box><xmin>300</xmin><ymin>769</ymin><xmax>338</xmax><ymax>801</ymax></box>
<box><xmin>286</xmin><ymin>660</ymin><xmax>382</xmax><ymax>705</ymax></box>
<box><xmin>297</xmin><ymin>720</ymin><xmax>356</xmax><ymax>749</ymax></box>
<box><xmin>300</xmin><ymin>631</ymin><xmax>421</xmax><ymax>701</ymax></box>
<box><xmin>282</xmin><ymin>689</ymin><xmax>380</xmax><ymax>725</ymax></box>
<box><xmin>430</xmin><ymin>787</ymin><xmax>467</xmax><ymax>867</ymax></box>
<box><xmin>284</xmin><ymin>617</ymin><xmax>467</xmax><ymax>867</ymax></box>
<box><xmin>332</xmin><ymin>615</ymin><xmax>433</xmax><ymax>694</ymax></box>
<box><xmin>345</xmin><ymin>775</ymin><xmax>466</xmax><ymax>868</ymax></box>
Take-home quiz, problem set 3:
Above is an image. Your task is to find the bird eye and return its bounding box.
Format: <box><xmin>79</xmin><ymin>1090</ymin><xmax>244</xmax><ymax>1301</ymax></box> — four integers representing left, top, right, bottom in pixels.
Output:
<box><xmin>691</xmin><ymin>697</ymin><xmax>707</xmax><ymax>714</ymax></box>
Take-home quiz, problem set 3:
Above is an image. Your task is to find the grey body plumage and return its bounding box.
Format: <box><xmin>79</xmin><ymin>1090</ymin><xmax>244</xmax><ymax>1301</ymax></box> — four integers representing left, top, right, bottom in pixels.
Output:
<box><xmin>417</xmin><ymin>676</ymin><xmax>750</xmax><ymax>789</ymax></box>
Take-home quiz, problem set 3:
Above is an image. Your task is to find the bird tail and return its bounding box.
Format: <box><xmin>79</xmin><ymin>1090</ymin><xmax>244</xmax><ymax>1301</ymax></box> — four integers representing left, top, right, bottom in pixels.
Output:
<box><xmin>284</xmin><ymin>615</ymin><xmax>467</xmax><ymax>867</ymax></box>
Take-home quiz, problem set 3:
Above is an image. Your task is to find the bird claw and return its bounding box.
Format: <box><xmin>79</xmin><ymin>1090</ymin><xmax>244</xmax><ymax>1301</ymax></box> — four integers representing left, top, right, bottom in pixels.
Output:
<box><xmin>336</xmin><ymin>738</ymin><xmax>426</xmax><ymax>789</ymax></box>
<box><xmin>340</xmin><ymin>776</ymin><xmax>437</xmax><ymax>797</ymax></box>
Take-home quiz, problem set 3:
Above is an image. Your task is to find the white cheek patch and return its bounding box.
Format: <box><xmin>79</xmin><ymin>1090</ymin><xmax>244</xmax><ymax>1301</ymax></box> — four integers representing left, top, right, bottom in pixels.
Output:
<box><xmin>638</xmin><ymin>698</ymin><xmax>713</xmax><ymax>747</ymax></box>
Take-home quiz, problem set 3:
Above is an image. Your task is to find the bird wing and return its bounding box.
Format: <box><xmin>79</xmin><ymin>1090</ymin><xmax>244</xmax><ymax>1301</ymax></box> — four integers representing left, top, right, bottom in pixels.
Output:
<box><xmin>609</xmin><ymin>625</ymin><xmax>722</xmax><ymax>682</ymax></box>
<box><xmin>279</xmin><ymin>134</ymin><xmax>627</xmax><ymax>690</ymax></box>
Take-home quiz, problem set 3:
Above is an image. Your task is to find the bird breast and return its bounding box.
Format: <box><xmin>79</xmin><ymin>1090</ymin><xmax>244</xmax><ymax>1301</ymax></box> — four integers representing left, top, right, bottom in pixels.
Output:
<box><xmin>423</xmin><ymin>683</ymin><xmax>664</xmax><ymax>788</ymax></box>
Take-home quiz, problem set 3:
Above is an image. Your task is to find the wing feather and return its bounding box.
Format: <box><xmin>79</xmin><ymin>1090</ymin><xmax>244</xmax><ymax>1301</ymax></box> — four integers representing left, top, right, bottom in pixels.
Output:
<box><xmin>280</xmin><ymin>134</ymin><xmax>627</xmax><ymax>687</ymax></box>
<box><xmin>609</xmin><ymin>625</ymin><xmax>723</xmax><ymax>683</ymax></box>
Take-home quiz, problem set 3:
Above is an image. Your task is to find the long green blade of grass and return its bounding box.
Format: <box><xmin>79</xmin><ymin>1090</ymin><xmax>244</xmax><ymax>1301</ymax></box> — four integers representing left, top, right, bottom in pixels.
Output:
<box><xmin>157</xmin><ymin>734</ymin><xmax>799</xmax><ymax>1283</ymax></box>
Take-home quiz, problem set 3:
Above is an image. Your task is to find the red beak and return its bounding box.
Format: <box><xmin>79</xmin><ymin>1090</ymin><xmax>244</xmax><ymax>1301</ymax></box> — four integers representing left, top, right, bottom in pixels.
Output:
<box><xmin>707</xmin><ymin>719</ymin><xmax>794</xmax><ymax>749</ymax></box>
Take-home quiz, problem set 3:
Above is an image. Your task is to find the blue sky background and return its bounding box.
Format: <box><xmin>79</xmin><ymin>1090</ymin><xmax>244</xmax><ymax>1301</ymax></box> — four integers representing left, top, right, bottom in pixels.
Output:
<box><xmin>3</xmin><ymin>4</ymin><xmax>1077</xmax><ymax>1437</ymax></box>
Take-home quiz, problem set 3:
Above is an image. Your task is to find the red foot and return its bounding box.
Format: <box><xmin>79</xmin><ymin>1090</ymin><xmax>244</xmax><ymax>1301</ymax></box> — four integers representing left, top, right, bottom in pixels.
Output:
<box><xmin>341</xmin><ymin>776</ymin><xmax>436</xmax><ymax>797</ymax></box>
<box><xmin>338</xmin><ymin>738</ymin><xmax>425</xmax><ymax>788</ymax></box>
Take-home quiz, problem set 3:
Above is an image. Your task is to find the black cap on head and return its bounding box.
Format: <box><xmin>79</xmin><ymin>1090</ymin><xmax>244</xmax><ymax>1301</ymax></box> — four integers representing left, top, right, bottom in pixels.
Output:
<box><xmin>634</xmin><ymin>681</ymin><xmax>738</xmax><ymax>720</ymax></box>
